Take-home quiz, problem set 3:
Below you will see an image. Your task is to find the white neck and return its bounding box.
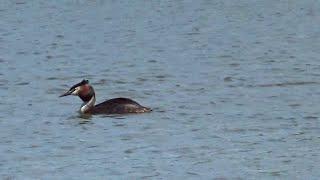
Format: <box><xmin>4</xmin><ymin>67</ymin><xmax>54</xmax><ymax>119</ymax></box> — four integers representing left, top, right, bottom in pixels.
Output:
<box><xmin>80</xmin><ymin>95</ymin><xmax>96</xmax><ymax>113</ymax></box>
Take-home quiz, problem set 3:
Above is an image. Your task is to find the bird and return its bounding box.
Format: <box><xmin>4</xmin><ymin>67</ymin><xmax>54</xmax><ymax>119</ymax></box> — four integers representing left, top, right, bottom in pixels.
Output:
<box><xmin>59</xmin><ymin>79</ymin><xmax>151</xmax><ymax>114</ymax></box>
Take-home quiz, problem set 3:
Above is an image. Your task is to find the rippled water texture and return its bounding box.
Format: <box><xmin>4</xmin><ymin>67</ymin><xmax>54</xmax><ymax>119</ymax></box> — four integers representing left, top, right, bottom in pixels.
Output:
<box><xmin>1</xmin><ymin>0</ymin><xmax>320</xmax><ymax>179</ymax></box>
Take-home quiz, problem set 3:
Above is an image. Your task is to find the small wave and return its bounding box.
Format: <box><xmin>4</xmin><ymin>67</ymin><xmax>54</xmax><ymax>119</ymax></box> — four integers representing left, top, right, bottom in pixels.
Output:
<box><xmin>248</xmin><ymin>81</ymin><xmax>319</xmax><ymax>88</ymax></box>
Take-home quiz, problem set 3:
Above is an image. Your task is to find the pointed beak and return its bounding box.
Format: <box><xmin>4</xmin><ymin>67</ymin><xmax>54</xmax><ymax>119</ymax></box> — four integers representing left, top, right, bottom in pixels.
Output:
<box><xmin>59</xmin><ymin>90</ymin><xmax>73</xmax><ymax>97</ymax></box>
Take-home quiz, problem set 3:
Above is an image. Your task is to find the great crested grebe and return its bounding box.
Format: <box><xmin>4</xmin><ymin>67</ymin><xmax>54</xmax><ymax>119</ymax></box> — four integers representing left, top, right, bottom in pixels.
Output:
<box><xmin>59</xmin><ymin>79</ymin><xmax>151</xmax><ymax>114</ymax></box>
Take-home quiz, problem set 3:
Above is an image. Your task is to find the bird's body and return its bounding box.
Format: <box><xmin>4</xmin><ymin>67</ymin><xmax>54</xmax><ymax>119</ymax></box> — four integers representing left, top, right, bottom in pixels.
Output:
<box><xmin>60</xmin><ymin>80</ymin><xmax>151</xmax><ymax>114</ymax></box>
<box><xmin>89</xmin><ymin>97</ymin><xmax>151</xmax><ymax>114</ymax></box>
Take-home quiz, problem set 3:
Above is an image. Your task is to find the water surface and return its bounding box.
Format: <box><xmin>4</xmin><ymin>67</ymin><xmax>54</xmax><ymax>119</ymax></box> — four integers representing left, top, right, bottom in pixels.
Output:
<box><xmin>0</xmin><ymin>0</ymin><xmax>319</xmax><ymax>179</ymax></box>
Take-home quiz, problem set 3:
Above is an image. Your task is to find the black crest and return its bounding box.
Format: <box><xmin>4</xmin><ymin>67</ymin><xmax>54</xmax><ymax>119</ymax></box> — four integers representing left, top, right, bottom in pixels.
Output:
<box><xmin>69</xmin><ymin>79</ymin><xmax>89</xmax><ymax>90</ymax></box>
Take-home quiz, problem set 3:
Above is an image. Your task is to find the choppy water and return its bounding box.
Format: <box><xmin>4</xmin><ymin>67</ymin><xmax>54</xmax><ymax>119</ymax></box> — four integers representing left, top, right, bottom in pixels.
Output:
<box><xmin>1</xmin><ymin>0</ymin><xmax>320</xmax><ymax>179</ymax></box>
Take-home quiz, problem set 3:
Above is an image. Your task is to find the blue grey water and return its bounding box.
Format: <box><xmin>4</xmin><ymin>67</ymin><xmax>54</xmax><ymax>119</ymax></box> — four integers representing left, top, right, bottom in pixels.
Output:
<box><xmin>0</xmin><ymin>0</ymin><xmax>319</xmax><ymax>179</ymax></box>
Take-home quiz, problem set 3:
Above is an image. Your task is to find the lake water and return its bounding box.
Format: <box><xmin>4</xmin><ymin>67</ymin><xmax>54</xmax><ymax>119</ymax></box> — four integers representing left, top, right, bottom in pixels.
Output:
<box><xmin>0</xmin><ymin>0</ymin><xmax>319</xmax><ymax>179</ymax></box>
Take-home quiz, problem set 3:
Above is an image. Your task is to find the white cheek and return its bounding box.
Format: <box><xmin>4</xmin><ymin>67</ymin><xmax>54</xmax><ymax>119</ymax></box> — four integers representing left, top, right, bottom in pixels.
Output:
<box><xmin>71</xmin><ymin>88</ymin><xmax>80</xmax><ymax>95</ymax></box>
